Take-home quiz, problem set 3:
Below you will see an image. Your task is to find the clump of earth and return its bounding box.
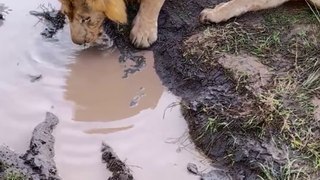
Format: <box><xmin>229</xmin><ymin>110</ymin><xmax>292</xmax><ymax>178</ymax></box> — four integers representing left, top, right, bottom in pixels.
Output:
<box><xmin>0</xmin><ymin>112</ymin><xmax>134</xmax><ymax>180</ymax></box>
<box><xmin>0</xmin><ymin>112</ymin><xmax>60</xmax><ymax>180</ymax></box>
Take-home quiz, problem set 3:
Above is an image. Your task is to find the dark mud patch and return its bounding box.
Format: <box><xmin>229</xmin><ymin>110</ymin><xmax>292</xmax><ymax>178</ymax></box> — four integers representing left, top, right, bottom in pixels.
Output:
<box><xmin>0</xmin><ymin>4</ymin><xmax>10</xmax><ymax>25</ymax></box>
<box><xmin>32</xmin><ymin>0</ymin><xmax>320</xmax><ymax>179</ymax></box>
<box><xmin>28</xmin><ymin>74</ymin><xmax>43</xmax><ymax>83</ymax></box>
<box><xmin>0</xmin><ymin>112</ymin><xmax>60</xmax><ymax>180</ymax></box>
<box><xmin>101</xmin><ymin>143</ymin><xmax>134</xmax><ymax>180</ymax></box>
<box><xmin>30</xmin><ymin>7</ymin><xmax>65</xmax><ymax>38</ymax></box>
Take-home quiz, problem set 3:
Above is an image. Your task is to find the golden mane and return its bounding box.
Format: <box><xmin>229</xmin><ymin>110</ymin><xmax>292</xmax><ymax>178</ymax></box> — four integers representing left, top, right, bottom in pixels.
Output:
<box><xmin>87</xmin><ymin>0</ymin><xmax>127</xmax><ymax>24</ymax></box>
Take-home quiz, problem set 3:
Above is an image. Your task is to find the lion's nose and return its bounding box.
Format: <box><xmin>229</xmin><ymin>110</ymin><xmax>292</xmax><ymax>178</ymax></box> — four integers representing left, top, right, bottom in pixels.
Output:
<box><xmin>71</xmin><ymin>37</ymin><xmax>86</xmax><ymax>45</ymax></box>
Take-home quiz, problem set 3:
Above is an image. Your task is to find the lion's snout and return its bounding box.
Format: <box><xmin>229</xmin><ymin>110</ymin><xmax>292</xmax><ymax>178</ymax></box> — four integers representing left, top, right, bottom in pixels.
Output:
<box><xmin>69</xmin><ymin>21</ymin><xmax>102</xmax><ymax>45</ymax></box>
<box><xmin>71</xmin><ymin>36</ymin><xmax>87</xmax><ymax>45</ymax></box>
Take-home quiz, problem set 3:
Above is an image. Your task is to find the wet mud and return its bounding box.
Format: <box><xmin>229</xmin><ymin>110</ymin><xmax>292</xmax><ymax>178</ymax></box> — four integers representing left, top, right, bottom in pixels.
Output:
<box><xmin>0</xmin><ymin>112</ymin><xmax>134</xmax><ymax>180</ymax></box>
<box><xmin>101</xmin><ymin>143</ymin><xmax>134</xmax><ymax>180</ymax></box>
<box><xmin>30</xmin><ymin>9</ymin><xmax>65</xmax><ymax>38</ymax></box>
<box><xmin>0</xmin><ymin>112</ymin><xmax>60</xmax><ymax>180</ymax></box>
<box><xmin>0</xmin><ymin>3</ymin><xmax>9</xmax><ymax>25</ymax></box>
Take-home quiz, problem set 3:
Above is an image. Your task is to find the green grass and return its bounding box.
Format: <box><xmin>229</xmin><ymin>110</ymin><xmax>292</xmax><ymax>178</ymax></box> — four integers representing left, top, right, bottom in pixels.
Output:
<box><xmin>3</xmin><ymin>172</ymin><xmax>25</xmax><ymax>180</ymax></box>
<box><xmin>183</xmin><ymin>3</ymin><xmax>320</xmax><ymax>179</ymax></box>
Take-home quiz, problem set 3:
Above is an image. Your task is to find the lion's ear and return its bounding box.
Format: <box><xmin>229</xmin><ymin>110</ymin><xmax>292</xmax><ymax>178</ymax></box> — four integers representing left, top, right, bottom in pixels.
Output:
<box><xmin>87</xmin><ymin>0</ymin><xmax>127</xmax><ymax>24</ymax></box>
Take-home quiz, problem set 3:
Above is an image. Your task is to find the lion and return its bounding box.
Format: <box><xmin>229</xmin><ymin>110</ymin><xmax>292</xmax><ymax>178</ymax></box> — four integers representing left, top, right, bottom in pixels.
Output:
<box><xmin>59</xmin><ymin>0</ymin><xmax>165</xmax><ymax>48</ymax></box>
<box><xmin>200</xmin><ymin>0</ymin><xmax>320</xmax><ymax>24</ymax></box>
<box><xmin>59</xmin><ymin>0</ymin><xmax>320</xmax><ymax>48</ymax></box>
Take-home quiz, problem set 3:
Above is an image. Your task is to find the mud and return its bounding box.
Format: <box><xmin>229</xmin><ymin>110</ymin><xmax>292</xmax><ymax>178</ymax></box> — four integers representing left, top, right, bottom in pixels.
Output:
<box><xmin>30</xmin><ymin>9</ymin><xmax>65</xmax><ymax>38</ymax></box>
<box><xmin>101</xmin><ymin>143</ymin><xmax>134</xmax><ymax>180</ymax></box>
<box><xmin>0</xmin><ymin>112</ymin><xmax>60</xmax><ymax>180</ymax></box>
<box><xmin>0</xmin><ymin>3</ymin><xmax>9</xmax><ymax>25</ymax></box>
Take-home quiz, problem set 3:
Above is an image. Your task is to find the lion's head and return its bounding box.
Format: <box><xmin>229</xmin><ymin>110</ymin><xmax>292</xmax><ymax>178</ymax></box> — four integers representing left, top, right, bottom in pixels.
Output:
<box><xmin>59</xmin><ymin>0</ymin><xmax>127</xmax><ymax>45</ymax></box>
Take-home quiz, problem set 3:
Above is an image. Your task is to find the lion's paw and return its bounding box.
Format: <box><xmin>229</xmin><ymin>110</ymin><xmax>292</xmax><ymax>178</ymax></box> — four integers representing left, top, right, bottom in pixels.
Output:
<box><xmin>130</xmin><ymin>15</ymin><xmax>158</xmax><ymax>48</ymax></box>
<box><xmin>200</xmin><ymin>3</ymin><xmax>230</xmax><ymax>24</ymax></box>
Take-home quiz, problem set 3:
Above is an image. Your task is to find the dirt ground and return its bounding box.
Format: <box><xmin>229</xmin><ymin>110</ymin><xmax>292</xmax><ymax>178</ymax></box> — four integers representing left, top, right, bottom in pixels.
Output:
<box><xmin>0</xmin><ymin>113</ymin><xmax>60</xmax><ymax>180</ymax></box>
<box><xmin>1</xmin><ymin>0</ymin><xmax>319</xmax><ymax>179</ymax></box>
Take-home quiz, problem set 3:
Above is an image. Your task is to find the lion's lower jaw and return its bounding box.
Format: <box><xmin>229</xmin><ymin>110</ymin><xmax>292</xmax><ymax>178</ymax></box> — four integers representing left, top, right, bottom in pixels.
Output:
<box><xmin>86</xmin><ymin>33</ymin><xmax>114</xmax><ymax>49</ymax></box>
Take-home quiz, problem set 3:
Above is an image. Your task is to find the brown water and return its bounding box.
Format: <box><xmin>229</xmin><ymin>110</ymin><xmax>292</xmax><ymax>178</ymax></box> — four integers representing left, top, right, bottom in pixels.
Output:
<box><xmin>0</xmin><ymin>1</ymin><xmax>210</xmax><ymax>180</ymax></box>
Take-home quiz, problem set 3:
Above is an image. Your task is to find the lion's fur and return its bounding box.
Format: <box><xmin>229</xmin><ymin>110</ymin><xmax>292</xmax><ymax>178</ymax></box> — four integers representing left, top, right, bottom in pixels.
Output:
<box><xmin>86</xmin><ymin>0</ymin><xmax>127</xmax><ymax>24</ymax></box>
<box><xmin>59</xmin><ymin>0</ymin><xmax>320</xmax><ymax>47</ymax></box>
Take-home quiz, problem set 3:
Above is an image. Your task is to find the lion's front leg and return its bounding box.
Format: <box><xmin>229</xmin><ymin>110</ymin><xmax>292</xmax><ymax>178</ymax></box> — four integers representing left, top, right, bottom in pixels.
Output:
<box><xmin>308</xmin><ymin>0</ymin><xmax>320</xmax><ymax>8</ymax></box>
<box><xmin>130</xmin><ymin>0</ymin><xmax>165</xmax><ymax>48</ymax></box>
<box><xmin>200</xmin><ymin>0</ymin><xmax>290</xmax><ymax>24</ymax></box>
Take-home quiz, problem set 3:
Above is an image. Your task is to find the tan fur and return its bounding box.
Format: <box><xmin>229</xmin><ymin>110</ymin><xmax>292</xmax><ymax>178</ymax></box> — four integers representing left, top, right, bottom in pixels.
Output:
<box><xmin>200</xmin><ymin>0</ymin><xmax>320</xmax><ymax>24</ymax></box>
<box><xmin>59</xmin><ymin>0</ymin><xmax>320</xmax><ymax>48</ymax></box>
<box><xmin>59</xmin><ymin>0</ymin><xmax>165</xmax><ymax>48</ymax></box>
<box><xmin>86</xmin><ymin>0</ymin><xmax>127</xmax><ymax>24</ymax></box>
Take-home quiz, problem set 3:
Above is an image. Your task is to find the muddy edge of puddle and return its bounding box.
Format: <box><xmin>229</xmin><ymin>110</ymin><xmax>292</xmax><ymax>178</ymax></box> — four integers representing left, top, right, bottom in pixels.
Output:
<box><xmin>0</xmin><ymin>112</ymin><xmax>134</xmax><ymax>180</ymax></box>
<box><xmin>0</xmin><ymin>113</ymin><xmax>60</xmax><ymax>180</ymax></box>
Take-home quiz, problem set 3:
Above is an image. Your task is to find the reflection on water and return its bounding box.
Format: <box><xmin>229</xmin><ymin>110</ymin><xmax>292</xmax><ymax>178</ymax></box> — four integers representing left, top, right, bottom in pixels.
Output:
<box><xmin>0</xmin><ymin>0</ymin><xmax>210</xmax><ymax>180</ymax></box>
<box><xmin>85</xmin><ymin>126</ymin><xmax>133</xmax><ymax>134</ymax></box>
<box><xmin>65</xmin><ymin>48</ymin><xmax>163</xmax><ymax>122</ymax></box>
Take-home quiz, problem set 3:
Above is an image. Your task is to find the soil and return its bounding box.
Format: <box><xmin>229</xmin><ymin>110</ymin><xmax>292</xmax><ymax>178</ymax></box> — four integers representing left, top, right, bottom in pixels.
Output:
<box><xmin>101</xmin><ymin>143</ymin><xmax>134</xmax><ymax>180</ymax></box>
<box><xmin>29</xmin><ymin>10</ymin><xmax>65</xmax><ymax>38</ymax></box>
<box><xmin>0</xmin><ymin>112</ymin><xmax>60</xmax><ymax>180</ymax></box>
<box><xmin>3</xmin><ymin>0</ymin><xmax>320</xmax><ymax>179</ymax></box>
<box><xmin>0</xmin><ymin>112</ymin><xmax>134</xmax><ymax>180</ymax></box>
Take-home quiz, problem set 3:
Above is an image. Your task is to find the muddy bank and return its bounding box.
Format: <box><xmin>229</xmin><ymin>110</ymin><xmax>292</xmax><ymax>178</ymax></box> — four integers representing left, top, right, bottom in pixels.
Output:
<box><xmin>0</xmin><ymin>112</ymin><xmax>60</xmax><ymax>180</ymax></box>
<box><xmin>101</xmin><ymin>143</ymin><xmax>134</xmax><ymax>180</ymax></box>
<box><xmin>0</xmin><ymin>112</ymin><xmax>133</xmax><ymax>180</ymax></box>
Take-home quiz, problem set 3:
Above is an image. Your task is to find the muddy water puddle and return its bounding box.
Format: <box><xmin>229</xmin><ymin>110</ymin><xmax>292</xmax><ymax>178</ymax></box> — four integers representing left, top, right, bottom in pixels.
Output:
<box><xmin>0</xmin><ymin>1</ymin><xmax>209</xmax><ymax>180</ymax></box>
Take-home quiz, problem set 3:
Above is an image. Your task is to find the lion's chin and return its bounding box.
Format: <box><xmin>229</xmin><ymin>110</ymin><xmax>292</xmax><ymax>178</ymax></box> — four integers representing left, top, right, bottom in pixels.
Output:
<box><xmin>83</xmin><ymin>32</ymin><xmax>114</xmax><ymax>50</ymax></box>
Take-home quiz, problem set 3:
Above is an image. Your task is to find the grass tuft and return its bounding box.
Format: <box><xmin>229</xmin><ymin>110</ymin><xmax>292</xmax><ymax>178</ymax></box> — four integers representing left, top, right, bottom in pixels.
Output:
<box><xmin>183</xmin><ymin>3</ymin><xmax>320</xmax><ymax>179</ymax></box>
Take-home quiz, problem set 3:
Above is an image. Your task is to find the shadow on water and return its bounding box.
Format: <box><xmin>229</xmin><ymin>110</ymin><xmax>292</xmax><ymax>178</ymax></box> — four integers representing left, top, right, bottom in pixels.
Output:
<box><xmin>65</xmin><ymin>48</ymin><xmax>163</xmax><ymax>122</ymax></box>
